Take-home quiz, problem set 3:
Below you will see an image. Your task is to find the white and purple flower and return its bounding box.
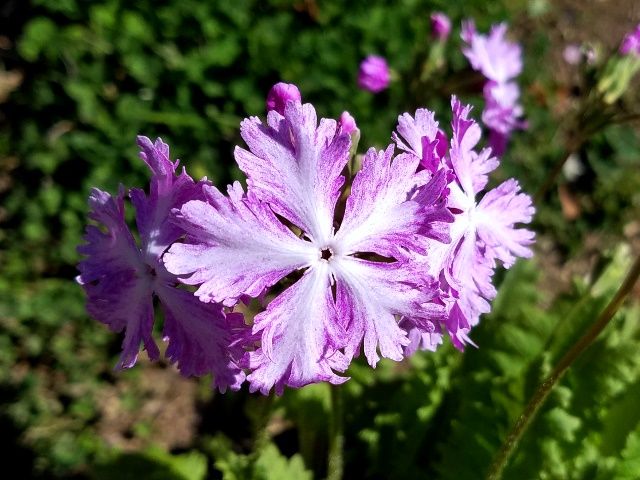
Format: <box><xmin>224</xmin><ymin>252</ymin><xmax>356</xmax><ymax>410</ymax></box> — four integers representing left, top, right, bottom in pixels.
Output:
<box><xmin>76</xmin><ymin>137</ymin><xmax>245</xmax><ymax>392</ymax></box>
<box><xmin>393</xmin><ymin>98</ymin><xmax>535</xmax><ymax>350</ymax></box>
<box><xmin>164</xmin><ymin>100</ymin><xmax>452</xmax><ymax>394</ymax></box>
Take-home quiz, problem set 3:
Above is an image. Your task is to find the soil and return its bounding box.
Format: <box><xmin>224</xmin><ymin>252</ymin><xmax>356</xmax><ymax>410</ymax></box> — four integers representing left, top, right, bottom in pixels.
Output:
<box><xmin>96</xmin><ymin>361</ymin><xmax>199</xmax><ymax>452</ymax></box>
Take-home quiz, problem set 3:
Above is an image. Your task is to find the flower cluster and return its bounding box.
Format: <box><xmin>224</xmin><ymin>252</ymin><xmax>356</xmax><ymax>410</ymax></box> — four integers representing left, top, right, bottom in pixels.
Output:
<box><xmin>78</xmin><ymin>88</ymin><xmax>534</xmax><ymax>395</ymax></box>
<box><xmin>462</xmin><ymin>20</ymin><xmax>526</xmax><ymax>156</ymax></box>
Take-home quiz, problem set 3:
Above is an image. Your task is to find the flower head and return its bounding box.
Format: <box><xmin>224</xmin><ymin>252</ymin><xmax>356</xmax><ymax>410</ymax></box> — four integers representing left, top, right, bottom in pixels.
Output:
<box><xmin>358</xmin><ymin>55</ymin><xmax>391</xmax><ymax>93</ymax></box>
<box><xmin>431</xmin><ymin>12</ymin><xmax>452</xmax><ymax>41</ymax></box>
<box><xmin>482</xmin><ymin>81</ymin><xmax>527</xmax><ymax>156</ymax></box>
<box><xmin>462</xmin><ymin>20</ymin><xmax>522</xmax><ymax>83</ymax></box>
<box><xmin>393</xmin><ymin>98</ymin><xmax>535</xmax><ymax>350</ymax></box>
<box><xmin>164</xmin><ymin>100</ymin><xmax>452</xmax><ymax>394</ymax></box>
<box><xmin>77</xmin><ymin>137</ymin><xmax>244</xmax><ymax>392</ymax></box>
<box><xmin>563</xmin><ymin>44</ymin><xmax>582</xmax><ymax>65</ymax></box>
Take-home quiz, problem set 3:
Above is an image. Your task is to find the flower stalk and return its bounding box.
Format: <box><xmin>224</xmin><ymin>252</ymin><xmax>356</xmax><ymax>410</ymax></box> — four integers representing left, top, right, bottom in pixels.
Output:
<box><xmin>486</xmin><ymin>253</ymin><xmax>640</xmax><ymax>480</ymax></box>
<box><xmin>327</xmin><ymin>386</ymin><xmax>344</xmax><ymax>480</ymax></box>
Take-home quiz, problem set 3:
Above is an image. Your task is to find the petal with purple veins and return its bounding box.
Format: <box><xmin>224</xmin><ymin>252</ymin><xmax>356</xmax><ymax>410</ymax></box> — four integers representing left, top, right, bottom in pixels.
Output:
<box><xmin>77</xmin><ymin>188</ymin><xmax>159</xmax><ymax>368</ymax></box>
<box><xmin>332</xmin><ymin>257</ymin><xmax>443</xmax><ymax>366</ymax></box>
<box><xmin>164</xmin><ymin>182</ymin><xmax>317</xmax><ymax>306</ymax></box>
<box><xmin>235</xmin><ymin>101</ymin><xmax>350</xmax><ymax>244</ymax></box>
<box><xmin>475</xmin><ymin>178</ymin><xmax>535</xmax><ymax>267</ymax></box>
<box><xmin>157</xmin><ymin>284</ymin><xmax>246</xmax><ymax>393</ymax></box>
<box><xmin>246</xmin><ymin>262</ymin><xmax>348</xmax><ymax>395</ymax></box>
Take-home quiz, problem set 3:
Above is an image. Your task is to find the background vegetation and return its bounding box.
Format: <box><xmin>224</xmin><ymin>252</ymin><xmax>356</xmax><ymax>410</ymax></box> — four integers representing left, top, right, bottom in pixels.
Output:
<box><xmin>1</xmin><ymin>0</ymin><xmax>639</xmax><ymax>478</ymax></box>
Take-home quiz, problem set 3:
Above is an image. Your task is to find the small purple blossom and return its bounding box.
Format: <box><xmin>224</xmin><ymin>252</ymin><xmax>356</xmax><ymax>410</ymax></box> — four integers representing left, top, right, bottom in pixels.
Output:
<box><xmin>462</xmin><ymin>20</ymin><xmax>526</xmax><ymax>155</ymax></box>
<box><xmin>266</xmin><ymin>82</ymin><xmax>302</xmax><ymax>115</ymax></box>
<box><xmin>462</xmin><ymin>20</ymin><xmax>522</xmax><ymax>83</ymax></box>
<box><xmin>620</xmin><ymin>24</ymin><xmax>640</xmax><ymax>56</ymax></box>
<box><xmin>564</xmin><ymin>44</ymin><xmax>597</xmax><ymax>65</ymax></box>
<box><xmin>358</xmin><ymin>55</ymin><xmax>391</xmax><ymax>93</ymax></box>
<box><xmin>431</xmin><ymin>12</ymin><xmax>452</xmax><ymax>41</ymax></box>
<box><xmin>77</xmin><ymin>137</ymin><xmax>244</xmax><ymax>392</ymax></box>
<box><xmin>482</xmin><ymin>81</ymin><xmax>527</xmax><ymax>156</ymax></box>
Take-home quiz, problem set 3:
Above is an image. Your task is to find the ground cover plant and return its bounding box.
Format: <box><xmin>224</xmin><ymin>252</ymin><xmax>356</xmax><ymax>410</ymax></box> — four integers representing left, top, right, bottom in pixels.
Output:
<box><xmin>1</xmin><ymin>1</ymin><xmax>640</xmax><ymax>479</ymax></box>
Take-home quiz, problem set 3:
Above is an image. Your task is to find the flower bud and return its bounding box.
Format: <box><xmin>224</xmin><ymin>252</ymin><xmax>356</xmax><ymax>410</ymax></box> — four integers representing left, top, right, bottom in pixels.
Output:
<box><xmin>338</xmin><ymin>111</ymin><xmax>357</xmax><ymax>136</ymax></box>
<box><xmin>357</xmin><ymin>55</ymin><xmax>390</xmax><ymax>93</ymax></box>
<box><xmin>620</xmin><ymin>24</ymin><xmax>640</xmax><ymax>56</ymax></box>
<box><xmin>266</xmin><ymin>82</ymin><xmax>301</xmax><ymax>115</ymax></box>
<box><xmin>430</xmin><ymin>12</ymin><xmax>451</xmax><ymax>41</ymax></box>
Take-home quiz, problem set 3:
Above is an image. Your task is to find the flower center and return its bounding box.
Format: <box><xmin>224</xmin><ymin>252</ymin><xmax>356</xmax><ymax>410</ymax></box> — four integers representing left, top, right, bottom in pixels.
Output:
<box><xmin>320</xmin><ymin>247</ymin><xmax>333</xmax><ymax>261</ymax></box>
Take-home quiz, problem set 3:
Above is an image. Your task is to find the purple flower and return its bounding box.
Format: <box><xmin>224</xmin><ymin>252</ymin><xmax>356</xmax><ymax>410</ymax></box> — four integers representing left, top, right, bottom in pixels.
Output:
<box><xmin>77</xmin><ymin>137</ymin><xmax>245</xmax><ymax>392</ymax></box>
<box><xmin>482</xmin><ymin>81</ymin><xmax>527</xmax><ymax>156</ymax></box>
<box><xmin>431</xmin><ymin>12</ymin><xmax>452</xmax><ymax>41</ymax></box>
<box><xmin>358</xmin><ymin>55</ymin><xmax>391</xmax><ymax>93</ymax></box>
<box><xmin>266</xmin><ymin>82</ymin><xmax>302</xmax><ymax>115</ymax></box>
<box><xmin>462</xmin><ymin>20</ymin><xmax>525</xmax><ymax>155</ymax></box>
<box><xmin>164</xmin><ymin>101</ymin><xmax>452</xmax><ymax>394</ymax></box>
<box><xmin>620</xmin><ymin>24</ymin><xmax>640</xmax><ymax>56</ymax></box>
<box><xmin>462</xmin><ymin>20</ymin><xmax>522</xmax><ymax>83</ymax></box>
<box><xmin>394</xmin><ymin>98</ymin><xmax>535</xmax><ymax>350</ymax></box>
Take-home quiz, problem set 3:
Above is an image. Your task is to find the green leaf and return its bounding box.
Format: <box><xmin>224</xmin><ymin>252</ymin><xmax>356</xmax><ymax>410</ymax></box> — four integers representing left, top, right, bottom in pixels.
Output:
<box><xmin>207</xmin><ymin>434</ymin><xmax>312</xmax><ymax>480</ymax></box>
<box><xmin>93</xmin><ymin>447</ymin><xmax>207</xmax><ymax>480</ymax></box>
<box><xmin>611</xmin><ymin>430</ymin><xmax>640</xmax><ymax>480</ymax></box>
<box><xmin>19</xmin><ymin>18</ymin><xmax>58</xmax><ymax>61</ymax></box>
<box><xmin>254</xmin><ymin>444</ymin><xmax>312</xmax><ymax>480</ymax></box>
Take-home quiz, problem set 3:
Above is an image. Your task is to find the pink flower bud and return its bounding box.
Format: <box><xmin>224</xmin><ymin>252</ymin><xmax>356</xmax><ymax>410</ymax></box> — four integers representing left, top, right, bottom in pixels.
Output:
<box><xmin>357</xmin><ymin>55</ymin><xmax>390</xmax><ymax>93</ymax></box>
<box><xmin>266</xmin><ymin>82</ymin><xmax>302</xmax><ymax>115</ymax></box>
<box><xmin>620</xmin><ymin>25</ymin><xmax>640</xmax><ymax>56</ymax></box>
<box><xmin>338</xmin><ymin>111</ymin><xmax>358</xmax><ymax>135</ymax></box>
<box><xmin>430</xmin><ymin>12</ymin><xmax>451</xmax><ymax>41</ymax></box>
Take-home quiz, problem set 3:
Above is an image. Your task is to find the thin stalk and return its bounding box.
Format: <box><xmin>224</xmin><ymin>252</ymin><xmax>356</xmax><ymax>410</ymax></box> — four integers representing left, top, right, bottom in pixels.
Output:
<box><xmin>327</xmin><ymin>385</ymin><xmax>344</xmax><ymax>480</ymax></box>
<box><xmin>250</xmin><ymin>395</ymin><xmax>274</xmax><ymax>465</ymax></box>
<box><xmin>611</xmin><ymin>111</ymin><xmax>640</xmax><ymax>125</ymax></box>
<box><xmin>486</xmin><ymin>253</ymin><xmax>640</xmax><ymax>480</ymax></box>
<box><xmin>533</xmin><ymin>148</ymin><xmax>574</xmax><ymax>204</ymax></box>
<box><xmin>534</xmin><ymin>88</ymin><xmax>614</xmax><ymax>202</ymax></box>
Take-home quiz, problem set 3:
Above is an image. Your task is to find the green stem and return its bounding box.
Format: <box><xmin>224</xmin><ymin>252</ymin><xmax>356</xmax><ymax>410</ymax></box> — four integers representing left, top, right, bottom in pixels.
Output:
<box><xmin>486</xmin><ymin>253</ymin><xmax>640</xmax><ymax>480</ymax></box>
<box><xmin>250</xmin><ymin>395</ymin><xmax>274</xmax><ymax>462</ymax></box>
<box><xmin>327</xmin><ymin>385</ymin><xmax>344</xmax><ymax>480</ymax></box>
<box><xmin>611</xmin><ymin>111</ymin><xmax>640</xmax><ymax>125</ymax></box>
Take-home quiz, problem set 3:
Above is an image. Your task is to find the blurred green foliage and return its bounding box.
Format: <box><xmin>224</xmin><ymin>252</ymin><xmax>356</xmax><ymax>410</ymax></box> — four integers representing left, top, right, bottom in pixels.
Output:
<box><xmin>1</xmin><ymin>0</ymin><xmax>640</xmax><ymax>478</ymax></box>
<box><xmin>207</xmin><ymin>434</ymin><xmax>312</xmax><ymax>480</ymax></box>
<box><xmin>94</xmin><ymin>447</ymin><xmax>207</xmax><ymax>480</ymax></box>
